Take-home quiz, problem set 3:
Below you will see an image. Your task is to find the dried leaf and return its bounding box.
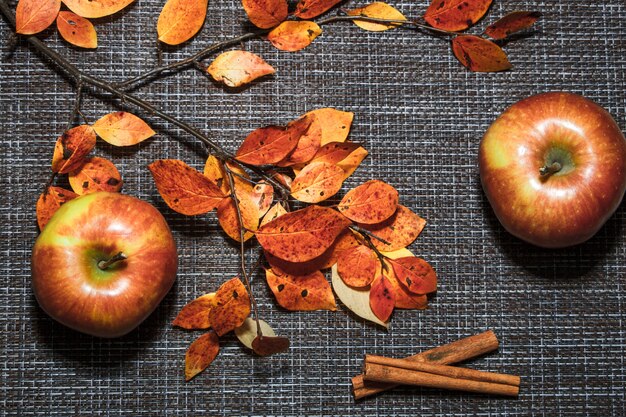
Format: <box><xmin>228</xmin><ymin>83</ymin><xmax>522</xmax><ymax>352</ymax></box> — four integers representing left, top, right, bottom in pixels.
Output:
<box><xmin>92</xmin><ymin>111</ymin><xmax>155</xmax><ymax>146</ymax></box>
<box><xmin>242</xmin><ymin>0</ymin><xmax>288</xmax><ymax>29</ymax></box>
<box><xmin>423</xmin><ymin>0</ymin><xmax>492</xmax><ymax>31</ymax></box>
<box><xmin>235</xmin><ymin>317</ymin><xmax>276</xmax><ymax>349</ymax></box>
<box><xmin>294</xmin><ymin>0</ymin><xmax>341</xmax><ymax>19</ymax></box>
<box><xmin>251</xmin><ymin>335</ymin><xmax>290</xmax><ymax>356</ymax></box>
<box><xmin>290</xmin><ymin>161</ymin><xmax>345</xmax><ymax>203</ymax></box>
<box><xmin>382</xmin><ymin>257</ymin><xmax>427</xmax><ymax>309</ymax></box>
<box><xmin>157</xmin><ymin>0</ymin><xmax>208</xmax><ymax>45</ymax></box>
<box><xmin>338</xmin><ymin>180</ymin><xmax>398</xmax><ymax>224</ymax></box>
<box><xmin>304</xmin><ymin>108</ymin><xmax>353</xmax><ymax>146</ymax></box>
<box><xmin>56</xmin><ymin>11</ymin><xmax>97</xmax><ymax>48</ymax></box>
<box><xmin>16</xmin><ymin>0</ymin><xmax>60</xmax><ymax>35</ymax></box>
<box><xmin>207</xmin><ymin>50</ymin><xmax>275</xmax><ymax>87</ymax></box>
<box><xmin>148</xmin><ymin>159</ymin><xmax>226</xmax><ymax>216</ymax></box>
<box><xmin>209</xmin><ymin>277</ymin><xmax>251</xmax><ymax>336</ymax></box>
<box><xmin>276</xmin><ymin>114</ymin><xmax>322</xmax><ymax>166</ymax></box>
<box><xmin>269</xmin><ymin>170</ymin><xmax>293</xmax><ymax>189</ymax></box>
<box><xmin>68</xmin><ymin>156</ymin><xmax>122</xmax><ymax>195</ymax></box>
<box><xmin>316</xmin><ymin>228</ymin><xmax>362</xmax><ymax>269</ymax></box>
<box><xmin>306</xmin><ymin>141</ymin><xmax>369</xmax><ymax>180</ymax></box>
<box><xmin>336</xmin><ymin>245</ymin><xmax>380</xmax><ymax>288</ymax></box>
<box><xmin>61</xmin><ymin>0</ymin><xmax>135</xmax><ymax>19</ymax></box>
<box><xmin>36</xmin><ymin>186</ymin><xmax>78</xmax><ymax>231</ymax></box>
<box><xmin>260</xmin><ymin>203</ymin><xmax>287</xmax><ymax>227</ymax></box>
<box><xmin>173</xmin><ymin>292</ymin><xmax>217</xmax><ymax>330</ymax></box>
<box><xmin>359</xmin><ymin>205</ymin><xmax>426</xmax><ymax>251</ymax></box>
<box><xmin>185</xmin><ymin>331</ymin><xmax>219</xmax><ymax>381</ymax></box>
<box><xmin>216</xmin><ymin>190</ymin><xmax>259</xmax><ymax>242</ymax></box>
<box><xmin>347</xmin><ymin>2</ymin><xmax>407</xmax><ymax>32</ymax></box>
<box><xmin>256</xmin><ymin>205</ymin><xmax>351</xmax><ymax>262</ymax></box>
<box><xmin>203</xmin><ymin>155</ymin><xmax>229</xmax><ymax>194</ymax></box>
<box><xmin>389</xmin><ymin>256</ymin><xmax>437</xmax><ymax>295</ymax></box>
<box><xmin>51</xmin><ymin>125</ymin><xmax>96</xmax><ymax>174</ymax></box>
<box><xmin>252</xmin><ymin>181</ymin><xmax>273</xmax><ymax>218</ymax></box>
<box><xmin>451</xmin><ymin>35</ymin><xmax>512</xmax><ymax>72</ymax></box>
<box><xmin>369</xmin><ymin>274</ymin><xmax>395</xmax><ymax>322</ymax></box>
<box><xmin>267</xmin><ymin>21</ymin><xmax>321</xmax><ymax>52</ymax></box>
<box><xmin>485</xmin><ymin>11</ymin><xmax>541</xmax><ymax>40</ymax></box>
<box><xmin>265</xmin><ymin>268</ymin><xmax>336</xmax><ymax>311</ymax></box>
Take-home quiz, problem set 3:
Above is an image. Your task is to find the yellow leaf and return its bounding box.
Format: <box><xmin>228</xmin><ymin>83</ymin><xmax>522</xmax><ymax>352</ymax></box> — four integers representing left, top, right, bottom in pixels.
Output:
<box><xmin>92</xmin><ymin>111</ymin><xmax>155</xmax><ymax>146</ymax></box>
<box><xmin>304</xmin><ymin>108</ymin><xmax>353</xmax><ymax>146</ymax></box>
<box><xmin>61</xmin><ymin>0</ymin><xmax>134</xmax><ymax>19</ymax></box>
<box><xmin>207</xmin><ymin>50</ymin><xmax>275</xmax><ymax>88</ymax></box>
<box><xmin>347</xmin><ymin>2</ymin><xmax>407</xmax><ymax>32</ymax></box>
<box><xmin>157</xmin><ymin>0</ymin><xmax>208</xmax><ymax>45</ymax></box>
<box><xmin>56</xmin><ymin>11</ymin><xmax>97</xmax><ymax>49</ymax></box>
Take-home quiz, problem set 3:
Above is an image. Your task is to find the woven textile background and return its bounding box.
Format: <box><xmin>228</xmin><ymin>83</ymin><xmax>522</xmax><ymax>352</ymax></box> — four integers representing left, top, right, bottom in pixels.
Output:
<box><xmin>1</xmin><ymin>0</ymin><xmax>625</xmax><ymax>415</ymax></box>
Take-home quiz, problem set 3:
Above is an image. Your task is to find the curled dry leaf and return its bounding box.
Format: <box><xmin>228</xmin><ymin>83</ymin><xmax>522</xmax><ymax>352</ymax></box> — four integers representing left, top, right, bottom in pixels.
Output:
<box><xmin>260</xmin><ymin>203</ymin><xmax>287</xmax><ymax>227</ymax></box>
<box><xmin>256</xmin><ymin>205</ymin><xmax>351</xmax><ymax>263</ymax></box>
<box><xmin>276</xmin><ymin>115</ymin><xmax>322</xmax><ymax>166</ymax></box>
<box><xmin>203</xmin><ymin>155</ymin><xmax>229</xmax><ymax>194</ymax></box>
<box><xmin>382</xmin><ymin>258</ymin><xmax>427</xmax><ymax>309</ymax></box>
<box><xmin>252</xmin><ymin>335</ymin><xmax>290</xmax><ymax>356</ymax></box>
<box><xmin>209</xmin><ymin>277</ymin><xmax>251</xmax><ymax>336</ymax></box>
<box><xmin>452</xmin><ymin>35</ymin><xmax>512</xmax><ymax>72</ymax></box>
<box><xmin>290</xmin><ymin>161</ymin><xmax>345</xmax><ymax>203</ymax></box>
<box><xmin>207</xmin><ymin>50</ymin><xmax>275</xmax><ymax>88</ymax></box>
<box><xmin>389</xmin><ymin>256</ymin><xmax>437</xmax><ymax>295</ymax></box>
<box><xmin>338</xmin><ymin>180</ymin><xmax>399</xmax><ymax>224</ymax></box>
<box><xmin>51</xmin><ymin>125</ymin><xmax>96</xmax><ymax>174</ymax></box>
<box><xmin>36</xmin><ymin>186</ymin><xmax>78</xmax><ymax>231</ymax></box>
<box><xmin>68</xmin><ymin>156</ymin><xmax>123</xmax><ymax>195</ymax></box>
<box><xmin>156</xmin><ymin>0</ymin><xmax>207</xmax><ymax>45</ymax></box>
<box><xmin>15</xmin><ymin>0</ymin><xmax>60</xmax><ymax>35</ymax></box>
<box><xmin>62</xmin><ymin>0</ymin><xmax>135</xmax><ymax>19</ymax></box>
<box><xmin>347</xmin><ymin>2</ymin><xmax>407</xmax><ymax>32</ymax></box>
<box><xmin>92</xmin><ymin>111</ymin><xmax>155</xmax><ymax>146</ymax></box>
<box><xmin>369</xmin><ymin>274</ymin><xmax>395</xmax><ymax>322</ymax></box>
<box><xmin>485</xmin><ymin>11</ymin><xmax>541</xmax><ymax>40</ymax></box>
<box><xmin>424</xmin><ymin>0</ymin><xmax>492</xmax><ymax>31</ymax></box>
<box><xmin>56</xmin><ymin>11</ymin><xmax>97</xmax><ymax>49</ymax></box>
<box><xmin>216</xmin><ymin>190</ymin><xmax>259</xmax><ymax>242</ymax></box>
<box><xmin>172</xmin><ymin>292</ymin><xmax>217</xmax><ymax>330</ymax></box>
<box><xmin>235</xmin><ymin>317</ymin><xmax>276</xmax><ymax>349</ymax></box>
<box><xmin>304</xmin><ymin>108</ymin><xmax>353</xmax><ymax>146</ymax></box>
<box><xmin>294</xmin><ymin>0</ymin><xmax>341</xmax><ymax>19</ymax></box>
<box><xmin>267</xmin><ymin>21</ymin><xmax>321</xmax><ymax>52</ymax></box>
<box><xmin>265</xmin><ymin>268</ymin><xmax>336</xmax><ymax>311</ymax></box>
<box><xmin>336</xmin><ymin>245</ymin><xmax>380</xmax><ymax>288</ymax></box>
<box><xmin>359</xmin><ymin>205</ymin><xmax>426</xmax><ymax>251</ymax></box>
<box><xmin>185</xmin><ymin>331</ymin><xmax>219</xmax><ymax>381</ymax></box>
<box><xmin>242</xmin><ymin>0</ymin><xmax>288</xmax><ymax>29</ymax></box>
<box><xmin>148</xmin><ymin>159</ymin><xmax>225</xmax><ymax>216</ymax></box>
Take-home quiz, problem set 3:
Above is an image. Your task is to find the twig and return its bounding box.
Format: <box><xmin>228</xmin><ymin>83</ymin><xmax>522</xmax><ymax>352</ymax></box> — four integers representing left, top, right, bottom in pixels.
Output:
<box><xmin>349</xmin><ymin>225</ymin><xmax>390</xmax><ymax>246</ymax></box>
<box><xmin>66</xmin><ymin>78</ymin><xmax>84</xmax><ymax>130</ymax></box>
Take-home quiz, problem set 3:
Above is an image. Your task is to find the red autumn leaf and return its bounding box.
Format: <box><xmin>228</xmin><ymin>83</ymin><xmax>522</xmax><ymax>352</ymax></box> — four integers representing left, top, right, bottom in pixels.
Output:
<box><xmin>384</xmin><ymin>259</ymin><xmax>428</xmax><ymax>309</ymax></box>
<box><xmin>56</xmin><ymin>11</ymin><xmax>97</xmax><ymax>49</ymax></box>
<box><xmin>252</xmin><ymin>335</ymin><xmax>290</xmax><ymax>356</ymax></box>
<box><xmin>276</xmin><ymin>114</ymin><xmax>322</xmax><ymax>166</ymax></box>
<box><xmin>290</xmin><ymin>161</ymin><xmax>345</xmax><ymax>203</ymax></box>
<box><xmin>389</xmin><ymin>256</ymin><xmax>437</xmax><ymax>295</ymax></box>
<box><xmin>369</xmin><ymin>274</ymin><xmax>395</xmax><ymax>322</ymax></box>
<box><xmin>185</xmin><ymin>331</ymin><xmax>219</xmax><ymax>381</ymax></box>
<box><xmin>236</xmin><ymin>115</ymin><xmax>312</xmax><ymax>165</ymax></box>
<box><xmin>92</xmin><ymin>111</ymin><xmax>155</xmax><ymax>146</ymax></box>
<box><xmin>294</xmin><ymin>0</ymin><xmax>341</xmax><ymax>19</ymax></box>
<box><xmin>148</xmin><ymin>159</ymin><xmax>226</xmax><ymax>216</ymax></box>
<box><xmin>203</xmin><ymin>155</ymin><xmax>229</xmax><ymax>195</ymax></box>
<box><xmin>252</xmin><ymin>181</ymin><xmax>274</xmax><ymax>218</ymax></box>
<box><xmin>260</xmin><ymin>203</ymin><xmax>287</xmax><ymax>227</ymax></box>
<box><xmin>242</xmin><ymin>0</ymin><xmax>288</xmax><ymax>29</ymax></box>
<box><xmin>485</xmin><ymin>11</ymin><xmax>541</xmax><ymax>40</ymax></box>
<box><xmin>317</xmin><ymin>229</ymin><xmax>362</xmax><ymax>270</ymax></box>
<box><xmin>51</xmin><ymin>125</ymin><xmax>96</xmax><ymax>174</ymax></box>
<box><xmin>336</xmin><ymin>245</ymin><xmax>380</xmax><ymax>288</ymax></box>
<box><xmin>267</xmin><ymin>21</ymin><xmax>322</xmax><ymax>52</ymax></box>
<box><xmin>216</xmin><ymin>189</ymin><xmax>259</xmax><ymax>242</ymax></box>
<box><xmin>209</xmin><ymin>277</ymin><xmax>251</xmax><ymax>336</ymax></box>
<box><xmin>207</xmin><ymin>50</ymin><xmax>275</xmax><ymax>87</ymax></box>
<box><xmin>304</xmin><ymin>108</ymin><xmax>353</xmax><ymax>146</ymax></box>
<box><xmin>347</xmin><ymin>2</ymin><xmax>407</xmax><ymax>32</ymax></box>
<box><xmin>452</xmin><ymin>35</ymin><xmax>512</xmax><ymax>72</ymax></box>
<box><xmin>157</xmin><ymin>0</ymin><xmax>208</xmax><ymax>45</ymax></box>
<box><xmin>15</xmin><ymin>0</ymin><xmax>60</xmax><ymax>35</ymax></box>
<box><xmin>256</xmin><ymin>205</ymin><xmax>351</xmax><ymax>262</ymax></box>
<box><xmin>424</xmin><ymin>0</ymin><xmax>493</xmax><ymax>31</ymax></box>
<box><xmin>265</xmin><ymin>268</ymin><xmax>336</xmax><ymax>311</ymax></box>
<box><xmin>172</xmin><ymin>292</ymin><xmax>217</xmax><ymax>329</ymax></box>
<box><xmin>36</xmin><ymin>186</ymin><xmax>78</xmax><ymax>231</ymax></box>
<box><xmin>359</xmin><ymin>205</ymin><xmax>426</xmax><ymax>251</ymax></box>
<box><xmin>62</xmin><ymin>0</ymin><xmax>134</xmax><ymax>18</ymax></box>
<box><xmin>68</xmin><ymin>156</ymin><xmax>123</xmax><ymax>195</ymax></box>
<box><xmin>338</xmin><ymin>180</ymin><xmax>399</xmax><ymax>224</ymax></box>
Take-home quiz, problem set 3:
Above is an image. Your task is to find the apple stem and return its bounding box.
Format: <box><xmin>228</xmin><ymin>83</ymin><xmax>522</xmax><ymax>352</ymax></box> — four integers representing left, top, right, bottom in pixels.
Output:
<box><xmin>539</xmin><ymin>161</ymin><xmax>562</xmax><ymax>177</ymax></box>
<box><xmin>98</xmin><ymin>252</ymin><xmax>127</xmax><ymax>270</ymax></box>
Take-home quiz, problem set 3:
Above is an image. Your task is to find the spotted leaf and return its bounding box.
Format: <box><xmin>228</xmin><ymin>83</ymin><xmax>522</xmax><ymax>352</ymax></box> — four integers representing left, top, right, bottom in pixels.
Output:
<box><xmin>185</xmin><ymin>331</ymin><xmax>219</xmax><ymax>381</ymax></box>
<box><xmin>173</xmin><ymin>293</ymin><xmax>217</xmax><ymax>330</ymax></box>
<box><xmin>92</xmin><ymin>112</ymin><xmax>155</xmax><ymax>146</ymax></box>
<box><xmin>369</xmin><ymin>274</ymin><xmax>395</xmax><ymax>322</ymax></box>
<box><xmin>389</xmin><ymin>256</ymin><xmax>437</xmax><ymax>295</ymax></box>
<box><xmin>338</xmin><ymin>180</ymin><xmax>398</xmax><ymax>224</ymax></box>
<box><xmin>424</xmin><ymin>0</ymin><xmax>493</xmax><ymax>31</ymax></box>
<box><xmin>242</xmin><ymin>0</ymin><xmax>288</xmax><ymax>29</ymax></box>
<box><xmin>485</xmin><ymin>11</ymin><xmax>541</xmax><ymax>40</ymax></box>
<box><xmin>36</xmin><ymin>186</ymin><xmax>78</xmax><ymax>231</ymax></box>
<box><xmin>336</xmin><ymin>245</ymin><xmax>380</xmax><ymax>288</ymax></box>
<box><xmin>267</xmin><ymin>21</ymin><xmax>321</xmax><ymax>52</ymax></box>
<box><xmin>51</xmin><ymin>125</ymin><xmax>96</xmax><ymax>174</ymax></box>
<box><xmin>290</xmin><ymin>161</ymin><xmax>345</xmax><ymax>203</ymax></box>
<box><xmin>207</xmin><ymin>50</ymin><xmax>275</xmax><ymax>87</ymax></box>
<box><xmin>347</xmin><ymin>2</ymin><xmax>406</xmax><ymax>32</ymax></box>
<box><xmin>265</xmin><ymin>268</ymin><xmax>336</xmax><ymax>311</ymax></box>
<box><xmin>451</xmin><ymin>35</ymin><xmax>512</xmax><ymax>72</ymax></box>
<box><xmin>16</xmin><ymin>0</ymin><xmax>60</xmax><ymax>35</ymax></box>
<box><xmin>56</xmin><ymin>11</ymin><xmax>97</xmax><ymax>48</ymax></box>
<box><xmin>68</xmin><ymin>156</ymin><xmax>122</xmax><ymax>195</ymax></box>
<box><xmin>358</xmin><ymin>205</ymin><xmax>426</xmax><ymax>251</ymax></box>
<box><xmin>294</xmin><ymin>0</ymin><xmax>341</xmax><ymax>19</ymax></box>
<box><xmin>209</xmin><ymin>278</ymin><xmax>251</xmax><ymax>336</ymax></box>
<box><xmin>157</xmin><ymin>0</ymin><xmax>208</xmax><ymax>45</ymax></box>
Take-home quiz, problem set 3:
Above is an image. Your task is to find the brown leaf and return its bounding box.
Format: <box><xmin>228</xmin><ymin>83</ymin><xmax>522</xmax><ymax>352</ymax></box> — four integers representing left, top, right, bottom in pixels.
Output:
<box><xmin>336</xmin><ymin>245</ymin><xmax>380</xmax><ymax>288</ymax></box>
<box><xmin>276</xmin><ymin>114</ymin><xmax>322</xmax><ymax>166</ymax></box>
<box><xmin>424</xmin><ymin>0</ymin><xmax>492</xmax><ymax>31</ymax></box>
<box><xmin>347</xmin><ymin>2</ymin><xmax>407</xmax><ymax>32</ymax></box>
<box><xmin>148</xmin><ymin>159</ymin><xmax>226</xmax><ymax>216</ymax></box>
<box><xmin>68</xmin><ymin>156</ymin><xmax>122</xmax><ymax>195</ymax></box>
<box><xmin>207</xmin><ymin>50</ymin><xmax>275</xmax><ymax>87</ymax></box>
<box><xmin>51</xmin><ymin>125</ymin><xmax>96</xmax><ymax>174</ymax></box>
<box><xmin>92</xmin><ymin>111</ymin><xmax>155</xmax><ymax>146</ymax></box>
<box><xmin>62</xmin><ymin>0</ymin><xmax>135</xmax><ymax>18</ymax></box>
<box><xmin>56</xmin><ymin>11</ymin><xmax>97</xmax><ymax>48</ymax></box>
<box><xmin>304</xmin><ymin>108</ymin><xmax>353</xmax><ymax>146</ymax></box>
<box><xmin>172</xmin><ymin>293</ymin><xmax>217</xmax><ymax>330</ymax></box>
<box><xmin>265</xmin><ymin>268</ymin><xmax>336</xmax><ymax>311</ymax></box>
<box><xmin>389</xmin><ymin>256</ymin><xmax>437</xmax><ymax>295</ymax></box>
<box><xmin>256</xmin><ymin>205</ymin><xmax>351</xmax><ymax>262</ymax></box>
<box><xmin>216</xmin><ymin>190</ymin><xmax>259</xmax><ymax>242</ymax></box>
<box><xmin>252</xmin><ymin>335</ymin><xmax>290</xmax><ymax>356</ymax></box>
<box><xmin>290</xmin><ymin>161</ymin><xmax>345</xmax><ymax>203</ymax></box>
<box><xmin>260</xmin><ymin>203</ymin><xmax>287</xmax><ymax>227</ymax></box>
<box><xmin>451</xmin><ymin>35</ymin><xmax>512</xmax><ymax>72</ymax></box>
<box><xmin>242</xmin><ymin>0</ymin><xmax>288</xmax><ymax>29</ymax></box>
<box><xmin>185</xmin><ymin>331</ymin><xmax>219</xmax><ymax>381</ymax></box>
<box><xmin>209</xmin><ymin>277</ymin><xmax>251</xmax><ymax>336</ymax></box>
<box><xmin>359</xmin><ymin>205</ymin><xmax>426</xmax><ymax>251</ymax></box>
<box><xmin>369</xmin><ymin>274</ymin><xmax>395</xmax><ymax>322</ymax></box>
<box><xmin>235</xmin><ymin>317</ymin><xmax>276</xmax><ymax>349</ymax></box>
<box><xmin>203</xmin><ymin>155</ymin><xmax>229</xmax><ymax>195</ymax></box>
<box><xmin>267</xmin><ymin>21</ymin><xmax>321</xmax><ymax>52</ymax></box>
<box><xmin>36</xmin><ymin>186</ymin><xmax>78</xmax><ymax>231</ymax></box>
<box><xmin>294</xmin><ymin>0</ymin><xmax>341</xmax><ymax>19</ymax></box>
<box><xmin>338</xmin><ymin>180</ymin><xmax>398</xmax><ymax>224</ymax></box>
<box><xmin>485</xmin><ymin>11</ymin><xmax>541</xmax><ymax>40</ymax></box>
<box><xmin>16</xmin><ymin>0</ymin><xmax>60</xmax><ymax>35</ymax></box>
<box><xmin>157</xmin><ymin>0</ymin><xmax>208</xmax><ymax>45</ymax></box>
<box><xmin>382</xmin><ymin>258</ymin><xmax>427</xmax><ymax>309</ymax></box>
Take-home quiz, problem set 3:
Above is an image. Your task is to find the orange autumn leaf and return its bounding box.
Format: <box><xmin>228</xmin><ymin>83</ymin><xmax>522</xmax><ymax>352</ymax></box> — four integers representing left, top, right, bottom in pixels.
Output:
<box><xmin>452</xmin><ymin>35</ymin><xmax>512</xmax><ymax>72</ymax></box>
<box><xmin>242</xmin><ymin>0</ymin><xmax>288</xmax><ymax>29</ymax></box>
<box><xmin>276</xmin><ymin>114</ymin><xmax>322</xmax><ymax>167</ymax></box>
<box><xmin>318</xmin><ymin>229</ymin><xmax>362</xmax><ymax>269</ymax></box>
<box><xmin>56</xmin><ymin>11</ymin><xmax>97</xmax><ymax>49</ymax></box>
<box><xmin>173</xmin><ymin>292</ymin><xmax>217</xmax><ymax>329</ymax></box>
<box><xmin>369</xmin><ymin>274</ymin><xmax>395</xmax><ymax>322</ymax></box>
<box><xmin>148</xmin><ymin>159</ymin><xmax>226</xmax><ymax>216</ymax></box>
<box><xmin>383</xmin><ymin>259</ymin><xmax>427</xmax><ymax>309</ymax></box>
<box><xmin>260</xmin><ymin>203</ymin><xmax>287</xmax><ymax>227</ymax></box>
<box><xmin>252</xmin><ymin>181</ymin><xmax>274</xmax><ymax>218</ymax></box>
<box><xmin>51</xmin><ymin>125</ymin><xmax>96</xmax><ymax>174</ymax></box>
<box><xmin>290</xmin><ymin>161</ymin><xmax>344</xmax><ymax>203</ymax></box>
<box><xmin>359</xmin><ymin>205</ymin><xmax>426</xmax><ymax>251</ymax></box>
<box><xmin>389</xmin><ymin>256</ymin><xmax>437</xmax><ymax>295</ymax></box>
<box><xmin>347</xmin><ymin>2</ymin><xmax>407</xmax><ymax>32</ymax></box>
<box><xmin>216</xmin><ymin>191</ymin><xmax>259</xmax><ymax>242</ymax></box>
<box><xmin>336</xmin><ymin>245</ymin><xmax>380</xmax><ymax>288</ymax></box>
<box><xmin>423</xmin><ymin>0</ymin><xmax>492</xmax><ymax>31</ymax></box>
<box><xmin>304</xmin><ymin>108</ymin><xmax>353</xmax><ymax>146</ymax></box>
<box><xmin>156</xmin><ymin>0</ymin><xmax>207</xmax><ymax>45</ymax></box>
<box><xmin>15</xmin><ymin>0</ymin><xmax>60</xmax><ymax>35</ymax></box>
<box><xmin>252</xmin><ymin>335</ymin><xmax>290</xmax><ymax>356</ymax></box>
<box><xmin>485</xmin><ymin>11</ymin><xmax>541</xmax><ymax>40</ymax></box>
<box><xmin>185</xmin><ymin>331</ymin><xmax>219</xmax><ymax>381</ymax></box>
<box><xmin>267</xmin><ymin>21</ymin><xmax>321</xmax><ymax>52</ymax></box>
<box><xmin>62</xmin><ymin>0</ymin><xmax>135</xmax><ymax>18</ymax></box>
<box><xmin>338</xmin><ymin>180</ymin><xmax>398</xmax><ymax>224</ymax></box>
<box><xmin>209</xmin><ymin>277</ymin><xmax>251</xmax><ymax>336</ymax></box>
<box><xmin>256</xmin><ymin>205</ymin><xmax>351</xmax><ymax>262</ymax></box>
<box><xmin>203</xmin><ymin>155</ymin><xmax>229</xmax><ymax>195</ymax></box>
<box><xmin>92</xmin><ymin>111</ymin><xmax>155</xmax><ymax>146</ymax></box>
<box><xmin>294</xmin><ymin>0</ymin><xmax>341</xmax><ymax>19</ymax></box>
<box><xmin>265</xmin><ymin>268</ymin><xmax>336</xmax><ymax>311</ymax></box>
<box><xmin>269</xmin><ymin>170</ymin><xmax>292</xmax><ymax>189</ymax></box>
<box><xmin>207</xmin><ymin>50</ymin><xmax>275</xmax><ymax>88</ymax></box>
<box><xmin>304</xmin><ymin>142</ymin><xmax>369</xmax><ymax>180</ymax></box>
<box><xmin>36</xmin><ymin>186</ymin><xmax>78</xmax><ymax>230</ymax></box>
<box><xmin>68</xmin><ymin>156</ymin><xmax>122</xmax><ymax>195</ymax></box>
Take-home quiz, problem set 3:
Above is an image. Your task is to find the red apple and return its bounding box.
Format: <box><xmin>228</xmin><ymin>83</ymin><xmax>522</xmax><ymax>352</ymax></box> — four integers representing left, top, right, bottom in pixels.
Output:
<box><xmin>479</xmin><ymin>92</ymin><xmax>626</xmax><ymax>248</ymax></box>
<box><xmin>32</xmin><ymin>192</ymin><xmax>177</xmax><ymax>337</ymax></box>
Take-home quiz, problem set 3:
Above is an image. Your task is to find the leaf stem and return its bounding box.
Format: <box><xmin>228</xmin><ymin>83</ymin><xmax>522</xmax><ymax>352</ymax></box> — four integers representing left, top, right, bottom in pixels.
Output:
<box><xmin>349</xmin><ymin>225</ymin><xmax>391</xmax><ymax>246</ymax></box>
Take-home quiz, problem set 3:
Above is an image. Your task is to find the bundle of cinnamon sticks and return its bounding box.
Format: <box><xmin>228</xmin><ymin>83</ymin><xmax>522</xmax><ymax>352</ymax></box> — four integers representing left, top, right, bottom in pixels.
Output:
<box><xmin>352</xmin><ymin>330</ymin><xmax>520</xmax><ymax>399</ymax></box>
